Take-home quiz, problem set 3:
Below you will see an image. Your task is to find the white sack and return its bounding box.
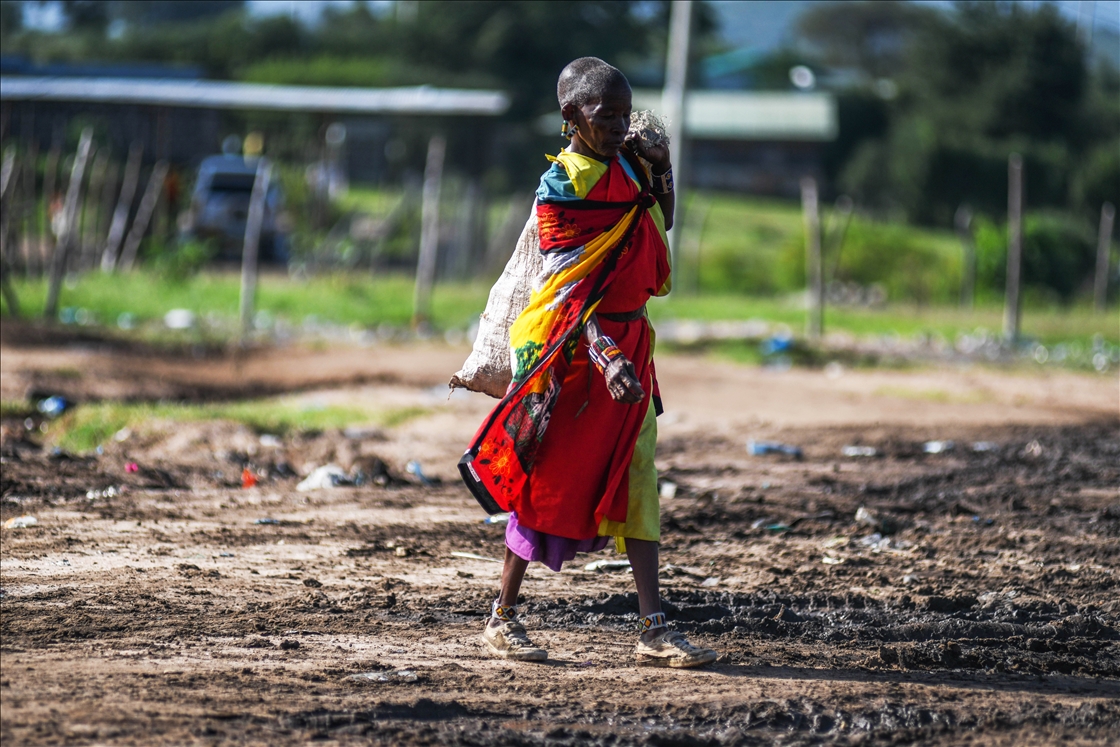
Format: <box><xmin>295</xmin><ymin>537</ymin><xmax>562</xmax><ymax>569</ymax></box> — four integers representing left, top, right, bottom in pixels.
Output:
<box><xmin>449</xmin><ymin>209</ymin><xmax>542</xmax><ymax>398</ymax></box>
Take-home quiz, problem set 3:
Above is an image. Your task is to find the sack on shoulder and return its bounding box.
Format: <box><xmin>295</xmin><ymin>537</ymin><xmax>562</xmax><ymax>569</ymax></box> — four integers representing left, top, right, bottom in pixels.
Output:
<box><xmin>449</xmin><ymin>209</ymin><xmax>542</xmax><ymax>398</ymax></box>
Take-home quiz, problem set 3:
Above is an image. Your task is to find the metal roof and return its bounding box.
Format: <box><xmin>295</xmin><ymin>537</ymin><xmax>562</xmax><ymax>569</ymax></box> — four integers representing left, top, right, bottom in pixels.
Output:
<box><xmin>632</xmin><ymin>89</ymin><xmax>837</xmax><ymax>141</ymax></box>
<box><xmin>0</xmin><ymin>76</ymin><xmax>510</xmax><ymax>117</ymax></box>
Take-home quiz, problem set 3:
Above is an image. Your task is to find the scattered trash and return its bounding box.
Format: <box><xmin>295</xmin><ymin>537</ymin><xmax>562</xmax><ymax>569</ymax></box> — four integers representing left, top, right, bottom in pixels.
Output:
<box><xmin>163</xmin><ymin>308</ymin><xmax>196</xmax><ymax>330</ymax></box>
<box><xmin>822</xmin><ymin>555</ymin><xmax>844</xmax><ymax>565</ymax></box>
<box><xmin>219</xmin><ymin>553</ymin><xmax>235</xmax><ymax>558</ymax></box>
<box><xmin>113</xmin><ymin>427</ymin><xmax>132</xmax><ymax>442</ymax></box>
<box><xmin>3</xmin><ymin>515</ymin><xmax>38</xmax><ymax>529</ymax></box>
<box><xmin>823</xmin><ymin>536</ymin><xmax>848</xmax><ymax>549</ymax></box>
<box><xmin>117</xmin><ymin>312</ymin><xmax>136</xmax><ymax>330</ymax></box>
<box><xmin>393</xmin><ymin>546</ymin><xmax>411</xmax><ymax>558</ymax></box>
<box><xmin>258</xmin><ymin>434</ymin><xmax>282</xmax><ymax>448</ymax></box>
<box><xmin>760</xmin><ymin>333</ymin><xmax>793</xmax><ymax>356</ymax></box>
<box><xmin>923</xmin><ymin>440</ymin><xmax>955</xmax><ymax>454</ymax></box>
<box><xmin>302</xmin><ymin>578</ymin><xmax>323</xmax><ymax>588</ymax></box>
<box><xmin>658</xmin><ymin>480</ymin><xmax>678</xmax><ymax>499</ymax></box>
<box><xmin>1022</xmin><ymin>440</ymin><xmax>1044</xmax><ymax>459</ymax></box>
<box><xmin>824</xmin><ymin>361</ymin><xmax>845</xmax><ymax>379</ymax></box>
<box><xmin>700</xmin><ymin>576</ymin><xmax>721</xmax><ymax>587</ymax></box>
<box><xmin>254</xmin><ymin>518</ymin><xmax>280</xmax><ymax>525</ymax></box>
<box><xmin>456</xmin><ymin>570</ymin><xmax>474</xmax><ymax>578</ymax></box>
<box><xmin>406</xmin><ymin>460</ymin><xmax>433</xmax><ymax>486</ymax></box>
<box><xmin>296</xmin><ymin>464</ymin><xmax>349</xmax><ymax>491</ymax></box>
<box><xmin>36</xmin><ymin>395</ymin><xmax>72</xmax><ymax>419</ymax></box>
<box><xmin>450</xmin><ymin>551</ymin><xmax>502</xmax><ymax>563</ymax></box>
<box><xmin>842</xmin><ymin>445</ymin><xmax>877</xmax><ymax>458</ymax></box>
<box><xmin>241</xmin><ymin>468</ymin><xmax>258</xmax><ymax>489</ymax></box>
<box><xmin>483</xmin><ymin>513</ymin><xmax>510</xmax><ymax>525</ymax></box>
<box><xmin>972</xmin><ymin>515</ymin><xmax>994</xmax><ymax>527</ymax></box>
<box><xmin>902</xmin><ymin>574</ymin><xmax>919</xmax><ymax>585</ymax></box>
<box><xmin>125</xmin><ymin>462</ymin><xmax>139</xmax><ymax>474</ymax></box>
<box><xmin>971</xmin><ymin>441</ymin><xmax>998</xmax><ymax>452</ymax></box>
<box><xmin>85</xmin><ymin>486</ymin><xmax>119</xmax><ymax>501</ymax></box>
<box><xmin>349</xmin><ymin>669</ymin><xmax>418</xmax><ymax>683</ymax></box>
<box><xmin>660</xmin><ymin>563</ymin><xmax>707</xmax><ymax>579</ymax></box>
<box><xmin>279</xmin><ymin>639</ymin><xmax>300</xmax><ymax>650</ymax></box>
<box><xmin>584</xmin><ymin>559</ymin><xmax>632</xmax><ymax>572</ymax></box>
<box><xmin>855</xmin><ymin>506</ymin><xmax>881</xmax><ymax>529</ymax></box>
<box><xmin>750</xmin><ymin>518</ymin><xmax>790</xmax><ymax>532</ymax></box>
<box><xmin>858</xmin><ymin>533</ymin><xmax>891</xmax><ymax>552</ymax></box>
<box><xmin>747</xmin><ymin>440</ymin><xmax>803</xmax><ymax>459</ymax></box>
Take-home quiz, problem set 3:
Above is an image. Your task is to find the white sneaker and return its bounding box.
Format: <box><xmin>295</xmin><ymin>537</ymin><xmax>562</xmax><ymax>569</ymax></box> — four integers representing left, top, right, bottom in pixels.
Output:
<box><xmin>482</xmin><ymin>620</ymin><xmax>547</xmax><ymax>662</ymax></box>
<box><xmin>635</xmin><ymin>629</ymin><xmax>717</xmax><ymax>668</ymax></box>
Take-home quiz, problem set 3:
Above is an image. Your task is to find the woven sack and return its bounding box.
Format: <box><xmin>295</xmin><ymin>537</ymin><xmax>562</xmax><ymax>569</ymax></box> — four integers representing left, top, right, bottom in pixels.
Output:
<box><xmin>449</xmin><ymin>209</ymin><xmax>542</xmax><ymax>398</ymax></box>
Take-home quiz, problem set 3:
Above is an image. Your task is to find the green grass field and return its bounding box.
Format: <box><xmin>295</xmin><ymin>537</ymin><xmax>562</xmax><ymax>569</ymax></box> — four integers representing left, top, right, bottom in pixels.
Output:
<box><xmin>29</xmin><ymin>398</ymin><xmax>431</xmax><ymax>454</ymax></box>
<box><xmin>2</xmin><ymin>269</ymin><xmax>1113</xmax><ymax>350</ymax></box>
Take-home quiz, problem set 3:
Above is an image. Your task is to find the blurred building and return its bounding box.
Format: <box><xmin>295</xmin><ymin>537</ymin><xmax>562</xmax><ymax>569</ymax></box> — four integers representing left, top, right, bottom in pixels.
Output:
<box><xmin>631</xmin><ymin>89</ymin><xmax>837</xmax><ymax>197</ymax></box>
<box><xmin>0</xmin><ymin>70</ymin><xmax>509</xmax><ymax>181</ymax></box>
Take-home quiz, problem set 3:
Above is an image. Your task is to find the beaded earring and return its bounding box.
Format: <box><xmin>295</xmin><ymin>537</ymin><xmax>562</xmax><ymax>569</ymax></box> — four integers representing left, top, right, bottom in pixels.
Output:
<box><xmin>561</xmin><ymin>120</ymin><xmax>577</xmax><ymax>140</ymax></box>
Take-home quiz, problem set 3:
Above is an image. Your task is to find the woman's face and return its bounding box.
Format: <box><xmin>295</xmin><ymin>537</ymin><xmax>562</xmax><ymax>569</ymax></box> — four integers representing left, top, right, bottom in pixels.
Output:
<box><xmin>566</xmin><ymin>86</ymin><xmax>632</xmax><ymax>159</ymax></box>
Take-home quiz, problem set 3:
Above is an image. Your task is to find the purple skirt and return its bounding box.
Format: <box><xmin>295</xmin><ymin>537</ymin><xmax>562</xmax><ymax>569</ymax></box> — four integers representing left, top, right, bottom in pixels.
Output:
<box><xmin>505</xmin><ymin>511</ymin><xmax>610</xmax><ymax>572</ymax></box>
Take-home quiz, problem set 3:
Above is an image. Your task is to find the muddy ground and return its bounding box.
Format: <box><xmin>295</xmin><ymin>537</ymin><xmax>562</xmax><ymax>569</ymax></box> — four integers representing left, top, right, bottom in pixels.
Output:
<box><xmin>1</xmin><ymin>321</ymin><xmax>1119</xmax><ymax>746</ymax></box>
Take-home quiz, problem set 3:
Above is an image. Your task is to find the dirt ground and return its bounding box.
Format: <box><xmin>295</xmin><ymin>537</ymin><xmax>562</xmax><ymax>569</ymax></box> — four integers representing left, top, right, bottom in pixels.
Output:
<box><xmin>2</xmin><ymin>320</ymin><xmax>1118</xmax><ymax>746</ymax></box>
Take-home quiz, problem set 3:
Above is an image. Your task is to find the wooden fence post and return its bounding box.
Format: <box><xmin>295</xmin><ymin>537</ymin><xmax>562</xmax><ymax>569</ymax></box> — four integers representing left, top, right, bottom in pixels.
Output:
<box><xmin>801</xmin><ymin>176</ymin><xmax>823</xmax><ymax>341</ymax></box>
<box><xmin>40</xmin><ymin>141</ymin><xmax>60</xmax><ymax>277</ymax></box>
<box><xmin>954</xmin><ymin>205</ymin><xmax>977</xmax><ymax>309</ymax></box>
<box><xmin>1094</xmin><ymin>202</ymin><xmax>1115</xmax><ymax>311</ymax></box>
<box><xmin>118</xmin><ymin>160</ymin><xmax>169</xmax><ymax>273</ymax></box>
<box><xmin>240</xmin><ymin>158</ymin><xmax>272</xmax><ymax>340</ymax></box>
<box><xmin>1003</xmin><ymin>153</ymin><xmax>1023</xmax><ymax>344</ymax></box>
<box><xmin>102</xmin><ymin>142</ymin><xmax>143</xmax><ymax>272</ymax></box>
<box><xmin>21</xmin><ymin>142</ymin><xmax>38</xmax><ymax>277</ymax></box>
<box><xmin>412</xmin><ymin>134</ymin><xmax>445</xmax><ymax>328</ymax></box>
<box><xmin>45</xmin><ymin>128</ymin><xmax>93</xmax><ymax>319</ymax></box>
<box><xmin>0</xmin><ymin>147</ymin><xmax>19</xmax><ymax>316</ymax></box>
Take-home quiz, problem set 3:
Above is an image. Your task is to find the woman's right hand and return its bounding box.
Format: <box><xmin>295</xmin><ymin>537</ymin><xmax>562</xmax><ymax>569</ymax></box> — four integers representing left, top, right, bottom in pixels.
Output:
<box><xmin>604</xmin><ymin>356</ymin><xmax>645</xmax><ymax>404</ymax></box>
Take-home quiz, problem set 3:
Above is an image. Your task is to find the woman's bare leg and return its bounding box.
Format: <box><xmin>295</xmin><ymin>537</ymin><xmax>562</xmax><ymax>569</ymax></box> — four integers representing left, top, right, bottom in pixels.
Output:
<box><xmin>488</xmin><ymin>547</ymin><xmax>530</xmax><ymax>628</ymax></box>
<box><xmin>626</xmin><ymin>538</ymin><xmax>663</xmax><ymax>641</ymax></box>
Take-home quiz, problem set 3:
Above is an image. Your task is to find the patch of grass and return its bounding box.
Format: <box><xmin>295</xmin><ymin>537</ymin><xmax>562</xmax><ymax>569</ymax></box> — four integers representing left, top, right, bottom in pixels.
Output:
<box><xmin>46</xmin><ymin>399</ymin><xmax>432</xmax><ymax>453</ymax></box>
<box><xmin>2</xmin><ymin>271</ymin><xmax>491</xmax><ymax>333</ymax></box>
<box><xmin>0</xmin><ymin>401</ymin><xmax>36</xmax><ymax>419</ymax></box>
<box><xmin>648</xmin><ymin>295</ymin><xmax>1117</xmax><ymax>348</ymax></box>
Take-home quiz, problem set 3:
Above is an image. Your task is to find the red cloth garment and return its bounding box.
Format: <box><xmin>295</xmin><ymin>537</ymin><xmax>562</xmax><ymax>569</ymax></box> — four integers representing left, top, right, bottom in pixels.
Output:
<box><xmin>459</xmin><ymin>151</ymin><xmax>670</xmax><ymax>540</ymax></box>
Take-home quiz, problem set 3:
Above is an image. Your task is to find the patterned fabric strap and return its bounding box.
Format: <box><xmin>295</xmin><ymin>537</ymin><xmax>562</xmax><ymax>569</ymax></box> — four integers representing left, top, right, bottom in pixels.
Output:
<box><xmin>639</xmin><ymin>612</ymin><xmax>668</xmax><ymax>633</ymax></box>
<box><xmin>651</xmin><ymin>167</ymin><xmax>674</xmax><ymax>195</ymax></box>
<box><xmin>492</xmin><ymin>599</ymin><xmax>517</xmax><ymax>622</ymax></box>
<box><xmin>589</xmin><ymin>335</ymin><xmax>626</xmax><ymax>374</ymax></box>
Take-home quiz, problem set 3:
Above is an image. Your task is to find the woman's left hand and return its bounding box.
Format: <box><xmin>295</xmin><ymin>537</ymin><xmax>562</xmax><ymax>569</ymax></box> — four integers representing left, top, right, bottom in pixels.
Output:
<box><xmin>625</xmin><ymin>137</ymin><xmax>671</xmax><ymax>174</ymax></box>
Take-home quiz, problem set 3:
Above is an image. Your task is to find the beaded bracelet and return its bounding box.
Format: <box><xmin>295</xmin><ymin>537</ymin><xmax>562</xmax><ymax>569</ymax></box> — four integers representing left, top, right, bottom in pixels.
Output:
<box><xmin>651</xmin><ymin>167</ymin><xmax>674</xmax><ymax>195</ymax></box>
<box><xmin>588</xmin><ymin>335</ymin><xmax>625</xmax><ymax>374</ymax></box>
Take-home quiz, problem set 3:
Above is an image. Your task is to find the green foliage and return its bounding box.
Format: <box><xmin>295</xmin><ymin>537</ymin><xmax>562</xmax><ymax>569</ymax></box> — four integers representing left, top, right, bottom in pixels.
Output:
<box><xmin>812</xmin><ymin>1</ymin><xmax>1115</xmax><ymax>234</ymax></box>
<box><xmin>241</xmin><ymin>55</ymin><xmax>497</xmax><ymax>90</ymax></box>
<box><xmin>150</xmin><ymin>239</ymin><xmax>218</xmax><ymax>283</ymax></box>
<box><xmin>973</xmin><ymin>211</ymin><xmax>1099</xmax><ymax>303</ymax></box>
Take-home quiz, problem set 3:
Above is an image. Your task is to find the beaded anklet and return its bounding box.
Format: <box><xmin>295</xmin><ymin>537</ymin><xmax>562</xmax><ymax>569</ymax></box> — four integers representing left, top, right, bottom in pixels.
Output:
<box><xmin>491</xmin><ymin>599</ymin><xmax>517</xmax><ymax>622</ymax></box>
<box><xmin>639</xmin><ymin>612</ymin><xmax>668</xmax><ymax>633</ymax></box>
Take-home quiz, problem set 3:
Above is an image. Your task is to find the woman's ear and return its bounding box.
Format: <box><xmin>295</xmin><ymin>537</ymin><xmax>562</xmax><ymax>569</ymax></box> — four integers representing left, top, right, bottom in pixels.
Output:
<box><xmin>560</xmin><ymin>103</ymin><xmax>577</xmax><ymax>123</ymax></box>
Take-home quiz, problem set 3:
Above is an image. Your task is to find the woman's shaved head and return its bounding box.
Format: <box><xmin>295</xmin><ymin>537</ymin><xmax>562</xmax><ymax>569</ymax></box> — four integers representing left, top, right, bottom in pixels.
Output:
<box><xmin>557</xmin><ymin>57</ymin><xmax>631</xmax><ymax>109</ymax></box>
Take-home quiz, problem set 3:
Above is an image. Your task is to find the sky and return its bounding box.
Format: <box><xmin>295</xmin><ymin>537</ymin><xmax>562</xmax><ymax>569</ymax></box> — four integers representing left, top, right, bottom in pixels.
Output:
<box><xmin>18</xmin><ymin>0</ymin><xmax>1120</xmax><ymax>51</ymax></box>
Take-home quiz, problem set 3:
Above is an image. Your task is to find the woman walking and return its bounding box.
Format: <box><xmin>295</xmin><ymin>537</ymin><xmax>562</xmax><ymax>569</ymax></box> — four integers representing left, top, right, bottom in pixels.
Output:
<box><xmin>460</xmin><ymin>57</ymin><xmax>716</xmax><ymax>668</ymax></box>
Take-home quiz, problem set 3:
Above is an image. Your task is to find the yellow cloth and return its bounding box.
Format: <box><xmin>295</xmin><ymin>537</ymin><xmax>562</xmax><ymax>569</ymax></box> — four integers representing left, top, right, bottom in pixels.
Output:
<box><xmin>598</xmin><ymin>396</ymin><xmax>660</xmax><ymax>552</ymax></box>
